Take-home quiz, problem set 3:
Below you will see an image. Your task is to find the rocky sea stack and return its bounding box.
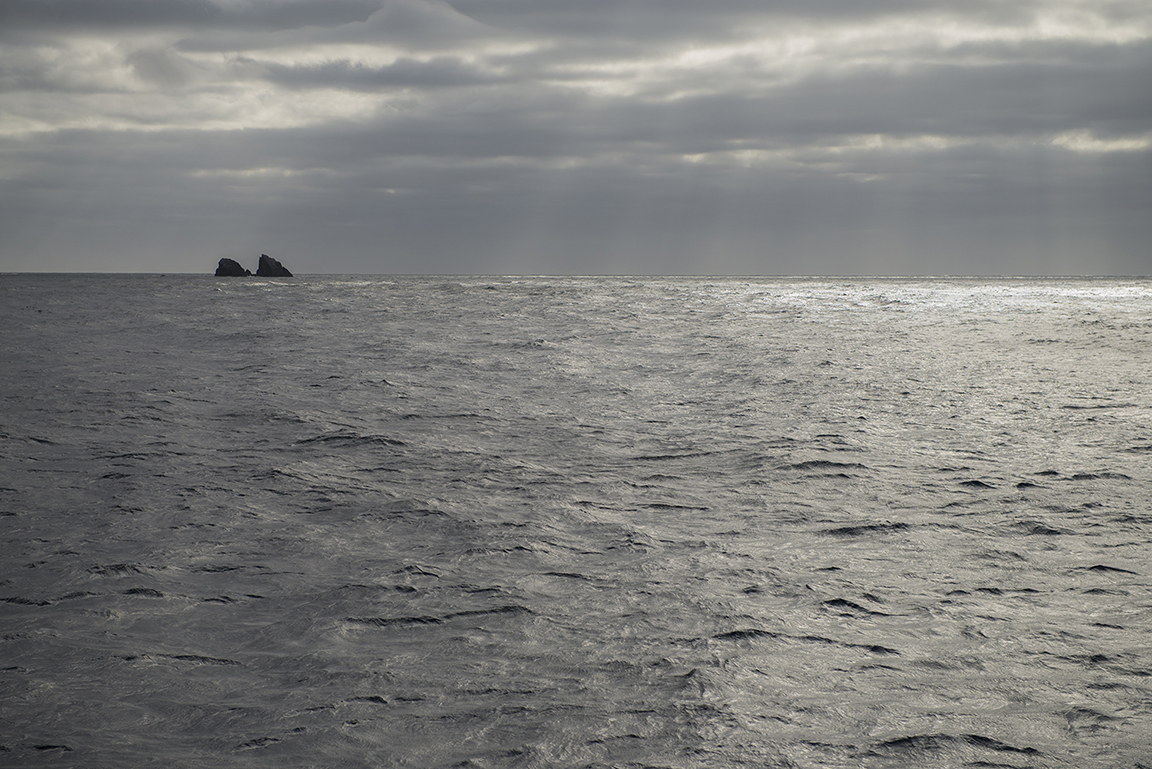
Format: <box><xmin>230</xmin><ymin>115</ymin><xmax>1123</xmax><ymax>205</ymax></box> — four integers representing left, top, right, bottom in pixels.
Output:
<box><xmin>256</xmin><ymin>254</ymin><xmax>293</xmax><ymax>277</ymax></box>
<box><xmin>214</xmin><ymin>254</ymin><xmax>293</xmax><ymax>277</ymax></box>
<box><xmin>214</xmin><ymin>258</ymin><xmax>251</xmax><ymax>276</ymax></box>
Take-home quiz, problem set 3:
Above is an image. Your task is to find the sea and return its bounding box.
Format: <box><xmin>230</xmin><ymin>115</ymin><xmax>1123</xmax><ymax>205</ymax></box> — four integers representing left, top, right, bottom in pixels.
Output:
<box><xmin>2</xmin><ymin>274</ymin><xmax>1150</xmax><ymax>769</ymax></box>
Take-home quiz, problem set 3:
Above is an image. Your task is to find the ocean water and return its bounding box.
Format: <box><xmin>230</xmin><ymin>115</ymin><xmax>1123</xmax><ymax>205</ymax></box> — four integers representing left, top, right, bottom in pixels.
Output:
<box><xmin>1</xmin><ymin>274</ymin><xmax>1150</xmax><ymax>769</ymax></box>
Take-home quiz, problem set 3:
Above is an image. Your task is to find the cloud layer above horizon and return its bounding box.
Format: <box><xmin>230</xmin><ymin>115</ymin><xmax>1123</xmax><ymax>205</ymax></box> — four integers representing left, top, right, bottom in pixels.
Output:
<box><xmin>2</xmin><ymin>0</ymin><xmax>1149</xmax><ymax>274</ymax></box>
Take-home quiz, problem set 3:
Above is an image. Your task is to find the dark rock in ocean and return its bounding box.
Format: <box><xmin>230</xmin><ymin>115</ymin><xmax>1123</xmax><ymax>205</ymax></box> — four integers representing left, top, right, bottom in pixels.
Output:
<box><xmin>215</xmin><ymin>258</ymin><xmax>251</xmax><ymax>277</ymax></box>
<box><xmin>256</xmin><ymin>254</ymin><xmax>293</xmax><ymax>277</ymax></box>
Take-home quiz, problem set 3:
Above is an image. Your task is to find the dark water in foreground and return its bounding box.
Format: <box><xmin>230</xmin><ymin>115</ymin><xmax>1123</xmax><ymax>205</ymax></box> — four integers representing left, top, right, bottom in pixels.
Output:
<box><xmin>2</xmin><ymin>274</ymin><xmax>1151</xmax><ymax>768</ymax></box>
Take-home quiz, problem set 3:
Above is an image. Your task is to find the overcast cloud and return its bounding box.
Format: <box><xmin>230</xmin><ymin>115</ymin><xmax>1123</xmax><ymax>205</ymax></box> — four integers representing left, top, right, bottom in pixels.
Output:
<box><xmin>1</xmin><ymin>0</ymin><xmax>1149</xmax><ymax>274</ymax></box>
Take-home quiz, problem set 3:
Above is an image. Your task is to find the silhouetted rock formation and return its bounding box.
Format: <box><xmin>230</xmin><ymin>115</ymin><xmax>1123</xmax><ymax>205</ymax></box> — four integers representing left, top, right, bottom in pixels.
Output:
<box><xmin>215</xmin><ymin>258</ymin><xmax>251</xmax><ymax>276</ymax></box>
<box><xmin>213</xmin><ymin>255</ymin><xmax>295</xmax><ymax>276</ymax></box>
<box><xmin>256</xmin><ymin>254</ymin><xmax>293</xmax><ymax>277</ymax></box>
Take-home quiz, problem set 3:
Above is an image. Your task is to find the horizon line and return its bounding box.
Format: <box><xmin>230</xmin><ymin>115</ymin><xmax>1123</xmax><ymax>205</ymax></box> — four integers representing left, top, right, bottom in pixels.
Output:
<box><xmin>2</xmin><ymin>271</ymin><xmax>1149</xmax><ymax>280</ymax></box>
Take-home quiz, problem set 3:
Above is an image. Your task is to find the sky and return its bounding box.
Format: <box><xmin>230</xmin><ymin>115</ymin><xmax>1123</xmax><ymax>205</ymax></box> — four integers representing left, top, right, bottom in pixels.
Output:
<box><xmin>1</xmin><ymin>0</ymin><xmax>1150</xmax><ymax>275</ymax></box>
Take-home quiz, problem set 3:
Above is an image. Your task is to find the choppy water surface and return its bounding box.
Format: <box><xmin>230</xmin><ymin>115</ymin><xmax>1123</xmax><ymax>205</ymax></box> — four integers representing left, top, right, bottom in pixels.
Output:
<box><xmin>2</xmin><ymin>275</ymin><xmax>1151</xmax><ymax>768</ymax></box>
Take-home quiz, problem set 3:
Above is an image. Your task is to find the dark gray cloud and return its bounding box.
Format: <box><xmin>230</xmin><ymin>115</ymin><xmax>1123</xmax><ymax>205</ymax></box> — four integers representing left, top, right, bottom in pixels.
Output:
<box><xmin>448</xmin><ymin>0</ymin><xmax>1042</xmax><ymax>38</ymax></box>
<box><xmin>0</xmin><ymin>0</ymin><xmax>1149</xmax><ymax>274</ymax></box>
<box><xmin>0</xmin><ymin>0</ymin><xmax>382</xmax><ymax>31</ymax></box>
<box><xmin>173</xmin><ymin>0</ymin><xmax>506</xmax><ymax>52</ymax></box>
<box><xmin>0</xmin><ymin>0</ymin><xmax>224</xmax><ymax>29</ymax></box>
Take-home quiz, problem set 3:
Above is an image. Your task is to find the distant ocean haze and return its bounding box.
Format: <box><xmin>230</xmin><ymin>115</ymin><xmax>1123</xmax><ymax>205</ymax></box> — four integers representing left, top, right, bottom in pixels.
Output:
<box><xmin>1</xmin><ymin>274</ymin><xmax>1150</xmax><ymax>768</ymax></box>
